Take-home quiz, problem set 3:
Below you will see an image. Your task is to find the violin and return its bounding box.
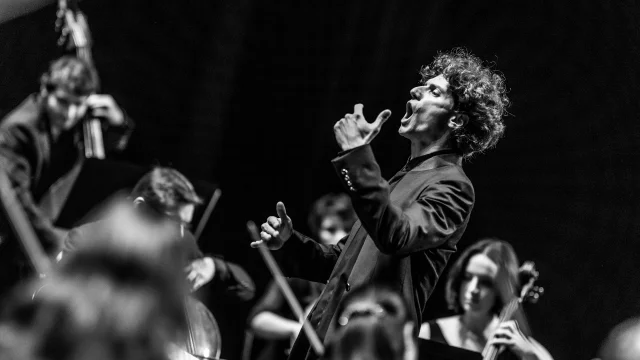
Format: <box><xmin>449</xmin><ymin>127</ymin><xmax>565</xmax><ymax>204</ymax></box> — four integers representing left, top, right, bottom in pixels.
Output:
<box><xmin>481</xmin><ymin>261</ymin><xmax>544</xmax><ymax>360</ymax></box>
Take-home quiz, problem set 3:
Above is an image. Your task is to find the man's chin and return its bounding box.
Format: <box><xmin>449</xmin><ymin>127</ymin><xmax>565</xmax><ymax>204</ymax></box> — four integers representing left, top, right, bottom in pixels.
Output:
<box><xmin>398</xmin><ymin>124</ymin><xmax>410</xmax><ymax>137</ymax></box>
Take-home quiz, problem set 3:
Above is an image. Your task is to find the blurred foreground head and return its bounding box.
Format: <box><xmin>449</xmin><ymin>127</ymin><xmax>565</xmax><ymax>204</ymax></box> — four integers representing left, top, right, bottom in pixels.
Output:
<box><xmin>598</xmin><ymin>317</ymin><xmax>640</xmax><ymax>360</ymax></box>
<box><xmin>0</xmin><ymin>199</ymin><xmax>190</xmax><ymax>360</ymax></box>
<box><xmin>326</xmin><ymin>285</ymin><xmax>417</xmax><ymax>360</ymax></box>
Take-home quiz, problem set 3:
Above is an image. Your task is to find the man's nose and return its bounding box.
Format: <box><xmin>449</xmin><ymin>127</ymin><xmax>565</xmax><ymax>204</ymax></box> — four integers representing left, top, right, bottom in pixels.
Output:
<box><xmin>410</xmin><ymin>86</ymin><xmax>423</xmax><ymax>100</ymax></box>
<box><xmin>468</xmin><ymin>277</ymin><xmax>480</xmax><ymax>294</ymax></box>
<box><xmin>67</xmin><ymin>105</ymin><xmax>79</xmax><ymax>120</ymax></box>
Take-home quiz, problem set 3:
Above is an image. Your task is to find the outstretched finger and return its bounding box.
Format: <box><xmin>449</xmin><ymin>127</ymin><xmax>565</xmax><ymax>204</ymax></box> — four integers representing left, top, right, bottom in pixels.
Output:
<box><xmin>353</xmin><ymin>104</ymin><xmax>364</xmax><ymax>119</ymax></box>
<box><xmin>276</xmin><ymin>201</ymin><xmax>288</xmax><ymax>221</ymax></box>
<box><xmin>373</xmin><ymin>109</ymin><xmax>392</xmax><ymax>128</ymax></box>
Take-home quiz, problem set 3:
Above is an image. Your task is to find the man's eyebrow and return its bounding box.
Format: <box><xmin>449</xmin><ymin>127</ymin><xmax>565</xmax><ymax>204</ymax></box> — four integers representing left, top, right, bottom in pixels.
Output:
<box><xmin>425</xmin><ymin>81</ymin><xmax>447</xmax><ymax>93</ymax></box>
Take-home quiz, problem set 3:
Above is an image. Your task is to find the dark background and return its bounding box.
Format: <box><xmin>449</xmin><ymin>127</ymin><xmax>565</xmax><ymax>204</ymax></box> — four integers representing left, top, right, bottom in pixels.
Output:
<box><xmin>1</xmin><ymin>1</ymin><xmax>640</xmax><ymax>359</ymax></box>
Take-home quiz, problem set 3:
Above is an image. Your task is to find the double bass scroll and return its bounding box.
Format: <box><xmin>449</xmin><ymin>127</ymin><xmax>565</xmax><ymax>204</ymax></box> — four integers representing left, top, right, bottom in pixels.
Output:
<box><xmin>56</xmin><ymin>0</ymin><xmax>105</xmax><ymax>159</ymax></box>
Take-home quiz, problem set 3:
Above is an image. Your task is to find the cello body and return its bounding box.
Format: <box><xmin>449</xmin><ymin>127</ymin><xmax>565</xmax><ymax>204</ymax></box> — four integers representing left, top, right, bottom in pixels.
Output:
<box><xmin>182</xmin><ymin>296</ymin><xmax>222</xmax><ymax>360</ymax></box>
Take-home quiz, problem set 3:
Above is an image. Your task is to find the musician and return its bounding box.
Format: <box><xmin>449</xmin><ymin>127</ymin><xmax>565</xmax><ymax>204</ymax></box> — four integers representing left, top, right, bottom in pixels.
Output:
<box><xmin>418</xmin><ymin>239</ymin><xmax>553</xmax><ymax>360</ymax></box>
<box><xmin>326</xmin><ymin>284</ymin><xmax>417</xmax><ymax>360</ymax></box>
<box><xmin>61</xmin><ymin>167</ymin><xmax>256</xmax><ymax>299</ymax></box>
<box><xmin>0</xmin><ymin>55</ymin><xmax>133</xmax><ymax>296</ymax></box>
<box><xmin>254</xmin><ymin>48</ymin><xmax>509</xmax><ymax>360</ymax></box>
<box><xmin>247</xmin><ymin>193</ymin><xmax>356</xmax><ymax>360</ymax></box>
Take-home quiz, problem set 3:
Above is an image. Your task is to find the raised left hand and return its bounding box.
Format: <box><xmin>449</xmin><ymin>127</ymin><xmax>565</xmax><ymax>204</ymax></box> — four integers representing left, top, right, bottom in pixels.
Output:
<box><xmin>85</xmin><ymin>94</ymin><xmax>125</xmax><ymax>126</ymax></box>
<box><xmin>185</xmin><ymin>257</ymin><xmax>216</xmax><ymax>292</ymax></box>
<box><xmin>333</xmin><ymin>104</ymin><xmax>391</xmax><ymax>151</ymax></box>
<box><xmin>488</xmin><ymin>320</ymin><xmax>537</xmax><ymax>359</ymax></box>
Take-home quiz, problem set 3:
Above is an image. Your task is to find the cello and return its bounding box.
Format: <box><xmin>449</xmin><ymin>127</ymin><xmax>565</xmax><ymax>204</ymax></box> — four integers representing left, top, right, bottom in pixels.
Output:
<box><xmin>178</xmin><ymin>188</ymin><xmax>224</xmax><ymax>360</ymax></box>
<box><xmin>481</xmin><ymin>262</ymin><xmax>544</xmax><ymax>360</ymax></box>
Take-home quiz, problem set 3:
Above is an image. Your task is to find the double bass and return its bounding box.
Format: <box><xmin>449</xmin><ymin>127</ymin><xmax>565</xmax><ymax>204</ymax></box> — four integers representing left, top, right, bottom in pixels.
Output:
<box><xmin>56</xmin><ymin>0</ymin><xmax>105</xmax><ymax>159</ymax></box>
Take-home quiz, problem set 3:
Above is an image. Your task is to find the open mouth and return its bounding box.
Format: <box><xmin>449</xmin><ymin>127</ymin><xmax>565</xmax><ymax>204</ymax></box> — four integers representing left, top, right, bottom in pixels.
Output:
<box><xmin>404</xmin><ymin>101</ymin><xmax>413</xmax><ymax>118</ymax></box>
<box><xmin>401</xmin><ymin>101</ymin><xmax>413</xmax><ymax>125</ymax></box>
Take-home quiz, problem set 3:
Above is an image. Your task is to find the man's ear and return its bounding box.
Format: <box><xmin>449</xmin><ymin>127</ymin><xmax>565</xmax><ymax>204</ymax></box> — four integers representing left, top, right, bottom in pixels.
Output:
<box><xmin>132</xmin><ymin>197</ymin><xmax>145</xmax><ymax>208</ymax></box>
<box><xmin>448</xmin><ymin>113</ymin><xmax>468</xmax><ymax>130</ymax></box>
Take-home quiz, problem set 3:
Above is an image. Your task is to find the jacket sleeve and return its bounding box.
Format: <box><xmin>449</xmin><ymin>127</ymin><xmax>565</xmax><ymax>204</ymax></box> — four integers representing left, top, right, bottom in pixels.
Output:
<box><xmin>274</xmin><ymin>230</ymin><xmax>346</xmax><ymax>283</ymax></box>
<box><xmin>209</xmin><ymin>256</ymin><xmax>256</xmax><ymax>301</ymax></box>
<box><xmin>0</xmin><ymin>125</ymin><xmax>64</xmax><ymax>253</ymax></box>
<box><xmin>331</xmin><ymin>144</ymin><xmax>474</xmax><ymax>256</ymax></box>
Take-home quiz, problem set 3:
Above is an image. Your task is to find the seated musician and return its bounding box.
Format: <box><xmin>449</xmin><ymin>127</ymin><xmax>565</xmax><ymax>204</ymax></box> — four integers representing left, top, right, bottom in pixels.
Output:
<box><xmin>325</xmin><ymin>284</ymin><xmax>417</xmax><ymax>360</ymax></box>
<box><xmin>418</xmin><ymin>238</ymin><xmax>554</xmax><ymax>360</ymax></box>
<box><xmin>0</xmin><ymin>56</ymin><xmax>133</xmax><ymax>297</ymax></box>
<box><xmin>247</xmin><ymin>193</ymin><xmax>356</xmax><ymax>360</ymax></box>
<box><xmin>61</xmin><ymin>167</ymin><xmax>256</xmax><ymax>298</ymax></box>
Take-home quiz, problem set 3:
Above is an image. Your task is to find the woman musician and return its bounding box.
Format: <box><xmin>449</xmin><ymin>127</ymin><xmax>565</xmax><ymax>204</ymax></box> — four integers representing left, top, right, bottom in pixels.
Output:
<box><xmin>418</xmin><ymin>238</ymin><xmax>554</xmax><ymax>360</ymax></box>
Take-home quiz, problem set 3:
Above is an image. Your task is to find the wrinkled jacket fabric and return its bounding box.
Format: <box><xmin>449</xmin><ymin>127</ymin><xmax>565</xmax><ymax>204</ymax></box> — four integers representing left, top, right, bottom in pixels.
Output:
<box><xmin>276</xmin><ymin>145</ymin><xmax>475</xmax><ymax>360</ymax></box>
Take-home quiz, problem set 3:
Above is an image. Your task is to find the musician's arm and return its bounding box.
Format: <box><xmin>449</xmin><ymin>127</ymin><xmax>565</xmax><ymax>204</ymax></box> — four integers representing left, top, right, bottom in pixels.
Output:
<box><xmin>248</xmin><ymin>280</ymin><xmax>300</xmax><ymax>340</ymax></box>
<box><xmin>274</xmin><ymin>230</ymin><xmax>345</xmax><ymax>283</ymax></box>
<box><xmin>0</xmin><ymin>126</ymin><xmax>64</xmax><ymax>253</ymax></box>
<box><xmin>208</xmin><ymin>256</ymin><xmax>256</xmax><ymax>301</ymax></box>
<box><xmin>102</xmin><ymin>110</ymin><xmax>135</xmax><ymax>152</ymax></box>
<box><xmin>523</xmin><ymin>338</ymin><xmax>554</xmax><ymax>360</ymax></box>
<box><xmin>490</xmin><ymin>320</ymin><xmax>554</xmax><ymax>360</ymax></box>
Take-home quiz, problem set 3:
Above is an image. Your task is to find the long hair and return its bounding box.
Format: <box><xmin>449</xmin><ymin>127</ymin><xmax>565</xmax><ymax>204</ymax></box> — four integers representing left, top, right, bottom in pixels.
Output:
<box><xmin>445</xmin><ymin>238</ymin><xmax>520</xmax><ymax>315</ymax></box>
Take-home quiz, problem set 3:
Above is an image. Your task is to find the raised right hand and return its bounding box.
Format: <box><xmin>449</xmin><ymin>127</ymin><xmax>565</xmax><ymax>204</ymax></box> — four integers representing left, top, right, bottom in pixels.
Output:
<box><xmin>251</xmin><ymin>202</ymin><xmax>292</xmax><ymax>250</ymax></box>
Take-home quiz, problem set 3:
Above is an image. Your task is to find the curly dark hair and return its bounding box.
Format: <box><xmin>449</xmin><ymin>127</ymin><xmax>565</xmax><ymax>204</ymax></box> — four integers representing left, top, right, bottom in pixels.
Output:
<box><xmin>445</xmin><ymin>238</ymin><xmax>520</xmax><ymax>315</ymax></box>
<box><xmin>420</xmin><ymin>48</ymin><xmax>509</xmax><ymax>158</ymax></box>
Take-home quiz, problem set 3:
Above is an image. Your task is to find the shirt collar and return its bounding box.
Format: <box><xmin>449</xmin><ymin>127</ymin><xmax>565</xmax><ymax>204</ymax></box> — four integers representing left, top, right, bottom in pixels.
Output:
<box><xmin>401</xmin><ymin>149</ymin><xmax>460</xmax><ymax>172</ymax></box>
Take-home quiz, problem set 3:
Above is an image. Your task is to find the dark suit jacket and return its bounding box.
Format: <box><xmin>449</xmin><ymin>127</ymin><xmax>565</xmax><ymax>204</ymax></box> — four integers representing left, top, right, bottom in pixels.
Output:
<box><xmin>277</xmin><ymin>145</ymin><xmax>475</xmax><ymax>360</ymax></box>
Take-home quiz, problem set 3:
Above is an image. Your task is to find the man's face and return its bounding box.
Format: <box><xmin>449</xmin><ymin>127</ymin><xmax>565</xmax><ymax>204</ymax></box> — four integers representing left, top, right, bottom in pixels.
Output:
<box><xmin>398</xmin><ymin>74</ymin><xmax>456</xmax><ymax>142</ymax></box>
<box><xmin>42</xmin><ymin>86</ymin><xmax>89</xmax><ymax>131</ymax></box>
<box><xmin>175</xmin><ymin>203</ymin><xmax>195</xmax><ymax>237</ymax></box>
<box><xmin>177</xmin><ymin>204</ymin><xmax>195</xmax><ymax>224</ymax></box>
<box><xmin>318</xmin><ymin>215</ymin><xmax>348</xmax><ymax>246</ymax></box>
